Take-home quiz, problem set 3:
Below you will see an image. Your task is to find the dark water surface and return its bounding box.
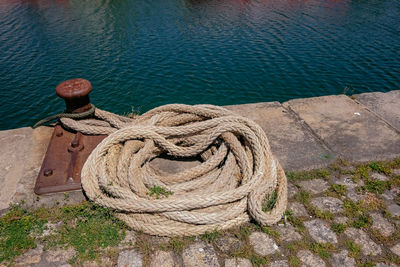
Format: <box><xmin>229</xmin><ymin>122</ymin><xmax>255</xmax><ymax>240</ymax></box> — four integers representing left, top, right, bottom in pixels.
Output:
<box><xmin>1</xmin><ymin>0</ymin><xmax>399</xmax><ymax>130</ymax></box>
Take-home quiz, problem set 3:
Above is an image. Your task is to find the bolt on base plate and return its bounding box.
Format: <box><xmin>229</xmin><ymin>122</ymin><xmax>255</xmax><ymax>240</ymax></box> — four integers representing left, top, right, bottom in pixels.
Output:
<box><xmin>34</xmin><ymin>124</ymin><xmax>106</xmax><ymax>195</ymax></box>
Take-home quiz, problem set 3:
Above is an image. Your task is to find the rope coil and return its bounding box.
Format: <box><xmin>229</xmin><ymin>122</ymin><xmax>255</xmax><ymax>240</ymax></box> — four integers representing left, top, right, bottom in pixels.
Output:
<box><xmin>60</xmin><ymin>104</ymin><xmax>287</xmax><ymax>236</ymax></box>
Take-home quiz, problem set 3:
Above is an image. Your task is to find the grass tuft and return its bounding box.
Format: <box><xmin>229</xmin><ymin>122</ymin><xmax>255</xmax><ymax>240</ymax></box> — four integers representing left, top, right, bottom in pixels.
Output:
<box><xmin>200</xmin><ymin>230</ymin><xmax>220</xmax><ymax>243</ymax></box>
<box><xmin>234</xmin><ymin>225</ymin><xmax>252</xmax><ymax>241</ymax></box>
<box><xmin>147</xmin><ymin>186</ymin><xmax>173</xmax><ymax>199</ymax></box>
<box><xmin>310</xmin><ymin>242</ymin><xmax>334</xmax><ymax>260</ymax></box>
<box><xmin>345</xmin><ymin>240</ymin><xmax>361</xmax><ymax>258</ymax></box>
<box><xmin>369</xmin><ymin>162</ymin><xmax>391</xmax><ymax>175</ymax></box>
<box><xmin>331</xmin><ymin>223</ymin><xmax>347</xmax><ymax>234</ymax></box>
<box><xmin>262</xmin><ymin>190</ymin><xmax>278</xmax><ymax>212</ymax></box>
<box><xmin>329</xmin><ymin>184</ymin><xmax>347</xmax><ymax>196</ymax></box>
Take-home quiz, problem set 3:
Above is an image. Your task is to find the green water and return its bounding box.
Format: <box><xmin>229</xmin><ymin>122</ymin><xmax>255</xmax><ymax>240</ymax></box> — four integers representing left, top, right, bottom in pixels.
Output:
<box><xmin>0</xmin><ymin>0</ymin><xmax>399</xmax><ymax>130</ymax></box>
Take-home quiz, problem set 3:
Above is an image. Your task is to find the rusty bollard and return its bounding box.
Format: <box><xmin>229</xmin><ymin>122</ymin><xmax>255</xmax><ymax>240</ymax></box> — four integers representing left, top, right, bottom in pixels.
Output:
<box><xmin>56</xmin><ymin>78</ymin><xmax>93</xmax><ymax>113</ymax></box>
<box><xmin>34</xmin><ymin>79</ymin><xmax>106</xmax><ymax>195</ymax></box>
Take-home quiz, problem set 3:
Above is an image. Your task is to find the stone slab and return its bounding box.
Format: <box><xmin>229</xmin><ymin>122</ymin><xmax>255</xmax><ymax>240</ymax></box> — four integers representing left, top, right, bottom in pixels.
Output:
<box><xmin>226</xmin><ymin>102</ymin><xmax>333</xmax><ymax>171</ymax></box>
<box><xmin>0</xmin><ymin>127</ymin><xmax>34</xmax><ymax>211</ymax></box>
<box><xmin>354</xmin><ymin>90</ymin><xmax>400</xmax><ymax>131</ymax></box>
<box><xmin>0</xmin><ymin>126</ymin><xmax>85</xmax><ymax>214</ymax></box>
<box><xmin>284</xmin><ymin>95</ymin><xmax>400</xmax><ymax>162</ymax></box>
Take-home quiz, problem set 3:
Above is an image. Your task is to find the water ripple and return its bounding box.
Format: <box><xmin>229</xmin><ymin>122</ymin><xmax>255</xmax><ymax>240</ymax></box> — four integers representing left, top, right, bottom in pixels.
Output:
<box><xmin>0</xmin><ymin>0</ymin><xmax>399</xmax><ymax>129</ymax></box>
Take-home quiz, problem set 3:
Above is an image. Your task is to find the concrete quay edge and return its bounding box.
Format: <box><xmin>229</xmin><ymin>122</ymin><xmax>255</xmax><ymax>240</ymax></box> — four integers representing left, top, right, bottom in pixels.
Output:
<box><xmin>0</xmin><ymin>90</ymin><xmax>399</xmax><ymax>212</ymax></box>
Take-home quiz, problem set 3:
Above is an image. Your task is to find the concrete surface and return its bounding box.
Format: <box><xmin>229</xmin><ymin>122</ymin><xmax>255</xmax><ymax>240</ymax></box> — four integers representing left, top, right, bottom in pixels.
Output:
<box><xmin>354</xmin><ymin>90</ymin><xmax>400</xmax><ymax>132</ymax></box>
<box><xmin>0</xmin><ymin>90</ymin><xmax>399</xmax><ymax>213</ymax></box>
<box><xmin>226</xmin><ymin>102</ymin><xmax>334</xmax><ymax>170</ymax></box>
<box><xmin>284</xmin><ymin>94</ymin><xmax>400</xmax><ymax>162</ymax></box>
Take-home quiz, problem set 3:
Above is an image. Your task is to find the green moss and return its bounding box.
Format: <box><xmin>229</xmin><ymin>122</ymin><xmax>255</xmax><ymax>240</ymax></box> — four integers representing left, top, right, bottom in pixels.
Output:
<box><xmin>312</xmin><ymin>208</ymin><xmax>334</xmax><ymax>221</ymax></box>
<box><xmin>286</xmin><ymin>169</ymin><xmax>330</xmax><ymax>181</ymax></box>
<box><xmin>1</xmin><ymin>202</ymin><xmax>126</xmax><ymax>264</ymax></box>
<box><xmin>289</xmin><ymin>256</ymin><xmax>301</xmax><ymax>267</ymax></box>
<box><xmin>48</xmin><ymin>203</ymin><xmax>125</xmax><ymax>262</ymax></box>
<box><xmin>231</xmin><ymin>242</ymin><xmax>268</xmax><ymax>266</ymax></box>
<box><xmin>168</xmin><ymin>237</ymin><xmax>185</xmax><ymax>252</ymax></box>
<box><xmin>234</xmin><ymin>225</ymin><xmax>252</xmax><ymax>241</ymax></box>
<box><xmin>260</xmin><ymin>226</ymin><xmax>280</xmax><ymax>242</ymax></box>
<box><xmin>388</xmin><ymin>158</ymin><xmax>400</xmax><ymax>169</ymax></box>
<box><xmin>353</xmin><ymin>166</ymin><xmax>370</xmax><ymax>181</ymax></box>
<box><xmin>0</xmin><ymin>206</ymin><xmax>46</xmax><ymax>262</ymax></box>
<box><xmin>360</xmin><ymin>179</ymin><xmax>390</xmax><ymax>194</ymax></box>
<box><xmin>147</xmin><ymin>186</ymin><xmax>173</xmax><ymax>199</ymax></box>
<box><xmin>200</xmin><ymin>230</ymin><xmax>220</xmax><ymax>243</ymax></box>
<box><xmin>331</xmin><ymin>223</ymin><xmax>347</xmax><ymax>234</ymax></box>
<box><xmin>249</xmin><ymin>255</ymin><xmax>268</xmax><ymax>266</ymax></box>
<box><xmin>286</xmin><ymin>240</ymin><xmax>310</xmax><ymax>254</ymax></box>
<box><xmin>329</xmin><ymin>184</ymin><xmax>347</xmax><ymax>196</ymax></box>
<box><xmin>284</xmin><ymin>210</ymin><xmax>305</xmax><ymax>233</ymax></box>
<box><xmin>369</xmin><ymin>162</ymin><xmax>391</xmax><ymax>175</ymax></box>
<box><xmin>343</xmin><ymin>199</ymin><xmax>363</xmax><ymax>217</ymax></box>
<box><xmin>345</xmin><ymin>240</ymin><xmax>361</xmax><ymax>258</ymax></box>
<box><xmin>295</xmin><ymin>191</ymin><xmax>312</xmax><ymax>205</ymax></box>
<box><xmin>328</xmin><ymin>158</ymin><xmax>352</xmax><ymax>174</ymax></box>
<box><xmin>352</xmin><ymin>214</ymin><xmax>372</xmax><ymax>229</ymax></box>
<box><xmin>310</xmin><ymin>242</ymin><xmax>334</xmax><ymax>260</ymax></box>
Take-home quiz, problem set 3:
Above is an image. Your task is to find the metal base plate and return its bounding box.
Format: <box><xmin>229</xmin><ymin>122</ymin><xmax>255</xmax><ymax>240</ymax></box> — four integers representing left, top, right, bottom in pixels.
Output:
<box><xmin>34</xmin><ymin>124</ymin><xmax>106</xmax><ymax>195</ymax></box>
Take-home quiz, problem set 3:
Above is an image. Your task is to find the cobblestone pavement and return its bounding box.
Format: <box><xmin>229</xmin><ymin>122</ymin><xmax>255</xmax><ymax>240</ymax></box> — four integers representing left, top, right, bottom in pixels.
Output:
<box><xmin>1</xmin><ymin>160</ymin><xmax>400</xmax><ymax>267</ymax></box>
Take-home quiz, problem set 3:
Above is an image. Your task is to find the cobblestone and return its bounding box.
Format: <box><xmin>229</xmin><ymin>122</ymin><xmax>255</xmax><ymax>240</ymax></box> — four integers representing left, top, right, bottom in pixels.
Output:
<box><xmin>43</xmin><ymin>248</ymin><xmax>76</xmax><ymax>263</ymax></box>
<box><xmin>310</xmin><ymin>197</ymin><xmax>343</xmax><ymax>213</ymax></box>
<box><xmin>14</xmin><ymin>245</ymin><xmax>43</xmax><ymax>266</ymax></box>
<box><xmin>249</xmin><ymin>232</ymin><xmax>279</xmax><ymax>256</ymax></box>
<box><xmin>298</xmin><ymin>179</ymin><xmax>329</xmax><ymax>194</ymax></box>
<box><xmin>225</xmin><ymin>258</ymin><xmax>252</xmax><ymax>267</ymax></box>
<box><xmin>388</xmin><ymin>204</ymin><xmax>400</xmax><ymax>217</ymax></box>
<box><xmin>347</xmin><ymin>188</ymin><xmax>366</xmax><ymax>202</ymax></box>
<box><xmin>215</xmin><ymin>235</ymin><xmax>241</xmax><ymax>253</ymax></box>
<box><xmin>288</xmin><ymin>202</ymin><xmax>308</xmax><ymax>217</ymax></box>
<box><xmin>304</xmin><ymin>219</ymin><xmax>337</xmax><ymax>243</ymax></box>
<box><xmin>149</xmin><ymin>251</ymin><xmax>178</xmax><ymax>267</ymax></box>
<box><xmin>330</xmin><ymin>250</ymin><xmax>356</xmax><ymax>267</ymax></box>
<box><xmin>297</xmin><ymin>250</ymin><xmax>326</xmax><ymax>267</ymax></box>
<box><xmin>390</xmin><ymin>243</ymin><xmax>400</xmax><ymax>257</ymax></box>
<box><xmin>382</xmin><ymin>187</ymin><xmax>400</xmax><ymax>201</ymax></box>
<box><xmin>118</xmin><ymin>230</ymin><xmax>136</xmax><ymax>249</ymax></box>
<box><xmin>333</xmin><ymin>216</ymin><xmax>348</xmax><ymax>224</ymax></box>
<box><xmin>371</xmin><ymin>212</ymin><xmax>395</xmax><ymax>237</ymax></box>
<box><xmin>375</xmin><ymin>263</ymin><xmax>398</xmax><ymax>267</ymax></box>
<box><xmin>269</xmin><ymin>260</ymin><xmax>289</xmax><ymax>267</ymax></box>
<box><xmin>275</xmin><ymin>223</ymin><xmax>302</xmax><ymax>242</ymax></box>
<box><xmin>335</xmin><ymin>176</ymin><xmax>363</xmax><ymax>188</ymax></box>
<box><xmin>117</xmin><ymin>250</ymin><xmax>142</xmax><ymax>267</ymax></box>
<box><xmin>371</xmin><ymin>172</ymin><xmax>389</xmax><ymax>181</ymax></box>
<box><xmin>182</xmin><ymin>241</ymin><xmax>220</xmax><ymax>267</ymax></box>
<box><xmin>287</xmin><ymin>183</ymin><xmax>299</xmax><ymax>198</ymax></box>
<box><xmin>344</xmin><ymin>228</ymin><xmax>382</xmax><ymax>256</ymax></box>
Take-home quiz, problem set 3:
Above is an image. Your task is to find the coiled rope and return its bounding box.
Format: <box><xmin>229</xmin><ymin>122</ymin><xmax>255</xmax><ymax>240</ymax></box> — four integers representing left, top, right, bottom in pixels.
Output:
<box><xmin>58</xmin><ymin>104</ymin><xmax>287</xmax><ymax>236</ymax></box>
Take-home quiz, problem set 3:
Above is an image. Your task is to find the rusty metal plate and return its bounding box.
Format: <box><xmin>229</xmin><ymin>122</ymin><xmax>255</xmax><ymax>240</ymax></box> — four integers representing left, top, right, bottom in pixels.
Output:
<box><xmin>34</xmin><ymin>124</ymin><xmax>106</xmax><ymax>195</ymax></box>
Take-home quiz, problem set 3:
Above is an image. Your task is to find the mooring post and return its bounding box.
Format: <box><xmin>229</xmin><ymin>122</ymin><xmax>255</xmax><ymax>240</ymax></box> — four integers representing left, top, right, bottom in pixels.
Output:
<box><xmin>34</xmin><ymin>78</ymin><xmax>106</xmax><ymax>195</ymax></box>
<box><xmin>56</xmin><ymin>78</ymin><xmax>93</xmax><ymax>113</ymax></box>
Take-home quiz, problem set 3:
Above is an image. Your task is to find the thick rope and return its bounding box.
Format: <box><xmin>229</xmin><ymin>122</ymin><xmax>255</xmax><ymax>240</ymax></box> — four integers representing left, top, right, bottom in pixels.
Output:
<box><xmin>60</xmin><ymin>104</ymin><xmax>287</xmax><ymax>237</ymax></box>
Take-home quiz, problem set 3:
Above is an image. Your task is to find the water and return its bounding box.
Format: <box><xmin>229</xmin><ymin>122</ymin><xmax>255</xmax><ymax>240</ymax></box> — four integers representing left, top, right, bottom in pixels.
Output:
<box><xmin>0</xmin><ymin>0</ymin><xmax>399</xmax><ymax>130</ymax></box>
